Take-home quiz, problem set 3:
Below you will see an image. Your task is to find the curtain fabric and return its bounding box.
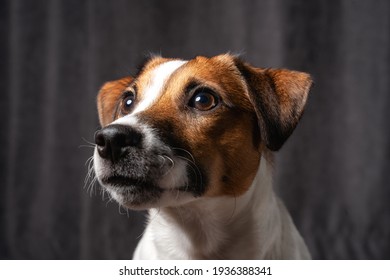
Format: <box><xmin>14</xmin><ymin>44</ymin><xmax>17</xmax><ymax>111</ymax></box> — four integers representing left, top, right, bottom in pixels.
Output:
<box><xmin>1</xmin><ymin>0</ymin><xmax>389</xmax><ymax>259</ymax></box>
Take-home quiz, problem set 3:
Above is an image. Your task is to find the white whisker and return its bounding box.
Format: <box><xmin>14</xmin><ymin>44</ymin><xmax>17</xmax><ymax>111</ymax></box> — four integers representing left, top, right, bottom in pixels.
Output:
<box><xmin>176</xmin><ymin>155</ymin><xmax>203</xmax><ymax>188</ymax></box>
<box><xmin>83</xmin><ymin>155</ymin><xmax>100</xmax><ymax>197</ymax></box>
<box><xmin>171</xmin><ymin>147</ymin><xmax>203</xmax><ymax>189</ymax></box>
<box><xmin>161</xmin><ymin>155</ymin><xmax>175</xmax><ymax>176</ymax></box>
<box><xmin>81</xmin><ymin>137</ymin><xmax>96</xmax><ymax>146</ymax></box>
<box><xmin>172</xmin><ymin>147</ymin><xmax>196</xmax><ymax>163</ymax></box>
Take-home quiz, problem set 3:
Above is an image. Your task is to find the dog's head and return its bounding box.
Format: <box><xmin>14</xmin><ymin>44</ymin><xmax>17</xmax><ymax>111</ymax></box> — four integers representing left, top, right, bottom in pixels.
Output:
<box><xmin>93</xmin><ymin>54</ymin><xmax>312</xmax><ymax>209</ymax></box>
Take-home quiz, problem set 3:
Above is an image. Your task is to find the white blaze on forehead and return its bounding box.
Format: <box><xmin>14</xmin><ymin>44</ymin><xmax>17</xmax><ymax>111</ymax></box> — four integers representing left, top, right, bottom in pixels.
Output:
<box><xmin>132</xmin><ymin>60</ymin><xmax>187</xmax><ymax>115</ymax></box>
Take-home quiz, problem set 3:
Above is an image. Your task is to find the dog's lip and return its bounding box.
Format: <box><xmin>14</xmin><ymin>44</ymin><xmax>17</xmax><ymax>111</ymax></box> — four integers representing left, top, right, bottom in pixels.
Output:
<box><xmin>102</xmin><ymin>175</ymin><xmax>192</xmax><ymax>193</ymax></box>
<box><xmin>103</xmin><ymin>175</ymin><xmax>151</xmax><ymax>188</ymax></box>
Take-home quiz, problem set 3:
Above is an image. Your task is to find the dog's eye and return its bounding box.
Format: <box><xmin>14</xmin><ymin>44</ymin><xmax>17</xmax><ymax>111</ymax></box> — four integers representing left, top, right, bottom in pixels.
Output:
<box><xmin>189</xmin><ymin>90</ymin><xmax>218</xmax><ymax>111</ymax></box>
<box><xmin>121</xmin><ymin>92</ymin><xmax>135</xmax><ymax>114</ymax></box>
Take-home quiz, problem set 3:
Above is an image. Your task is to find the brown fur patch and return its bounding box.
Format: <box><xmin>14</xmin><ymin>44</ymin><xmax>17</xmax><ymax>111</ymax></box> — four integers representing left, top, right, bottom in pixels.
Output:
<box><xmin>97</xmin><ymin>76</ymin><xmax>133</xmax><ymax>127</ymax></box>
<box><xmin>234</xmin><ymin>59</ymin><xmax>312</xmax><ymax>151</ymax></box>
<box><xmin>135</xmin><ymin>55</ymin><xmax>263</xmax><ymax>197</ymax></box>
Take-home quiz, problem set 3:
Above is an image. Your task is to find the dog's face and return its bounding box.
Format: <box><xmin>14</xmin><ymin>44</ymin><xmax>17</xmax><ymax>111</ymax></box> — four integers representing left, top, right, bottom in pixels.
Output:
<box><xmin>93</xmin><ymin>54</ymin><xmax>311</xmax><ymax>209</ymax></box>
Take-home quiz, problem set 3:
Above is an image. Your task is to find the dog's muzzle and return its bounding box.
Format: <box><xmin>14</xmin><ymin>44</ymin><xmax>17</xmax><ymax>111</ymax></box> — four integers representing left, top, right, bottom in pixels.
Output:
<box><xmin>93</xmin><ymin>124</ymin><xmax>171</xmax><ymax>206</ymax></box>
<box><xmin>93</xmin><ymin>123</ymin><xmax>203</xmax><ymax>208</ymax></box>
<box><xmin>95</xmin><ymin>124</ymin><xmax>143</xmax><ymax>164</ymax></box>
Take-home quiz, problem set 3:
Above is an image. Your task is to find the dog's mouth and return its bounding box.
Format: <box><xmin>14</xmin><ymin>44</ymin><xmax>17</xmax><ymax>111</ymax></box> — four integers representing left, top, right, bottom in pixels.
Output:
<box><xmin>103</xmin><ymin>175</ymin><xmax>147</xmax><ymax>188</ymax></box>
<box><xmin>100</xmin><ymin>175</ymin><xmax>165</xmax><ymax>208</ymax></box>
<box><xmin>101</xmin><ymin>175</ymin><xmax>162</xmax><ymax>192</ymax></box>
<box><xmin>93</xmin><ymin>144</ymin><xmax>205</xmax><ymax>208</ymax></box>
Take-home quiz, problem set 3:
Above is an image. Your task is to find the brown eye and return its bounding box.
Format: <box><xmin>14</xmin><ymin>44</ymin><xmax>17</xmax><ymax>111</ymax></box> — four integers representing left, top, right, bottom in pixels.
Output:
<box><xmin>189</xmin><ymin>90</ymin><xmax>218</xmax><ymax>111</ymax></box>
<box><xmin>121</xmin><ymin>92</ymin><xmax>135</xmax><ymax>114</ymax></box>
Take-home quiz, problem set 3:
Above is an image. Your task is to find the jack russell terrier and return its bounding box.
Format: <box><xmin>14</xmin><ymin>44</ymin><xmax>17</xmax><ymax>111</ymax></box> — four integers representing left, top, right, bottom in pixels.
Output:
<box><xmin>93</xmin><ymin>54</ymin><xmax>312</xmax><ymax>259</ymax></box>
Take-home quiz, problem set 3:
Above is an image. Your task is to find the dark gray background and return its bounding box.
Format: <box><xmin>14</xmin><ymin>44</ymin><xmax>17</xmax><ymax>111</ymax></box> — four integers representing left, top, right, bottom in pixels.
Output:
<box><xmin>1</xmin><ymin>0</ymin><xmax>389</xmax><ymax>259</ymax></box>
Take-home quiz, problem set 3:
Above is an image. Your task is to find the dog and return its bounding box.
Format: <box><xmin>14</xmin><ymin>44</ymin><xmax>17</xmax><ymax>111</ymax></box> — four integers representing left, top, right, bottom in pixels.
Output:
<box><xmin>93</xmin><ymin>54</ymin><xmax>312</xmax><ymax>259</ymax></box>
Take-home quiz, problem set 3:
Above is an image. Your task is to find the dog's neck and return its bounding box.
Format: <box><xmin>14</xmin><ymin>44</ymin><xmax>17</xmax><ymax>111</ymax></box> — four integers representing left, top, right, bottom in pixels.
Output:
<box><xmin>157</xmin><ymin>159</ymin><xmax>277</xmax><ymax>259</ymax></box>
<box><xmin>136</xmin><ymin>158</ymin><xmax>310</xmax><ymax>259</ymax></box>
<box><xmin>134</xmin><ymin>158</ymin><xmax>310</xmax><ymax>259</ymax></box>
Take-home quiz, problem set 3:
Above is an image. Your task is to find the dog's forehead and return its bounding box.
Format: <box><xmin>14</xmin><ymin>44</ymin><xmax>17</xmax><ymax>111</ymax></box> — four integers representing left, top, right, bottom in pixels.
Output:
<box><xmin>126</xmin><ymin>55</ymin><xmax>251</xmax><ymax>116</ymax></box>
<box><xmin>130</xmin><ymin>58</ymin><xmax>188</xmax><ymax>115</ymax></box>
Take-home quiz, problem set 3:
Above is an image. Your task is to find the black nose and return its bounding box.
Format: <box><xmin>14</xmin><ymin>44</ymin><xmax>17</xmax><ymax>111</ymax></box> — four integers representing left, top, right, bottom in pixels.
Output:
<box><xmin>94</xmin><ymin>124</ymin><xmax>143</xmax><ymax>163</ymax></box>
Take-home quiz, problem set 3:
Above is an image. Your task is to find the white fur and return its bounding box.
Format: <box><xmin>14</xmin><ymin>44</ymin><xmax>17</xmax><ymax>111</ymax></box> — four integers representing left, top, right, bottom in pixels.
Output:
<box><xmin>133</xmin><ymin>159</ymin><xmax>311</xmax><ymax>259</ymax></box>
<box><xmin>132</xmin><ymin>60</ymin><xmax>187</xmax><ymax>115</ymax></box>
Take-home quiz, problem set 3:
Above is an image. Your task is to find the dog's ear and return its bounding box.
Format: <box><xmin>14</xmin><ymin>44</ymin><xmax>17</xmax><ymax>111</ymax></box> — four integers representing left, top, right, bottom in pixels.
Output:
<box><xmin>235</xmin><ymin>59</ymin><xmax>312</xmax><ymax>151</ymax></box>
<box><xmin>97</xmin><ymin>76</ymin><xmax>133</xmax><ymax>127</ymax></box>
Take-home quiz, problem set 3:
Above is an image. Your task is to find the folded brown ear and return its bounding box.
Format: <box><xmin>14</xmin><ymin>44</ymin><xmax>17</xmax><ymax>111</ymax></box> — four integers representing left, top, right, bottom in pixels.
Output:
<box><xmin>235</xmin><ymin>60</ymin><xmax>312</xmax><ymax>151</ymax></box>
<box><xmin>97</xmin><ymin>76</ymin><xmax>133</xmax><ymax>127</ymax></box>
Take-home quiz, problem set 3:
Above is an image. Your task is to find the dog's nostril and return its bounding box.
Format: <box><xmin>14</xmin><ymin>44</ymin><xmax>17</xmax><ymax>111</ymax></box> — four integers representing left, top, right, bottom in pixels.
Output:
<box><xmin>94</xmin><ymin>125</ymin><xmax>143</xmax><ymax>163</ymax></box>
<box><xmin>94</xmin><ymin>130</ymin><xmax>106</xmax><ymax>147</ymax></box>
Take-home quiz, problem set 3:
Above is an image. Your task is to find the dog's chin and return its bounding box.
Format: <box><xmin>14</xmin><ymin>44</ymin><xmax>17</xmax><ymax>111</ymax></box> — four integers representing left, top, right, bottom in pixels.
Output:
<box><xmin>100</xmin><ymin>176</ymin><xmax>197</xmax><ymax>210</ymax></box>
